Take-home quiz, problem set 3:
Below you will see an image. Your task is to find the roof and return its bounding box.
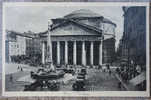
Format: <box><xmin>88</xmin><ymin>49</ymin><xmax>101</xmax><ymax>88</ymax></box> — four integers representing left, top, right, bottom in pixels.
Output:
<box><xmin>103</xmin><ymin>18</ymin><xmax>116</xmax><ymax>27</ymax></box>
<box><xmin>6</xmin><ymin>30</ymin><xmax>38</xmax><ymax>39</ymax></box>
<box><xmin>39</xmin><ymin>19</ymin><xmax>102</xmax><ymax>36</ymax></box>
<box><xmin>64</xmin><ymin>9</ymin><xmax>101</xmax><ymax>18</ymax></box>
<box><xmin>70</xmin><ymin>19</ymin><xmax>102</xmax><ymax>33</ymax></box>
<box><xmin>39</xmin><ymin>9</ymin><xmax>116</xmax><ymax>36</ymax></box>
<box><xmin>63</xmin><ymin>9</ymin><xmax>116</xmax><ymax>26</ymax></box>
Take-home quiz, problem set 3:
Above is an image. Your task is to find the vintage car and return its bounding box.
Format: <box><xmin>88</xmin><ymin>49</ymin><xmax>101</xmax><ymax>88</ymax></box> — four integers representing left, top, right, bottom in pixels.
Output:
<box><xmin>72</xmin><ymin>69</ymin><xmax>87</xmax><ymax>91</ymax></box>
<box><xmin>31</xmin><ymin>70</ymin><xmax>65</xmax><ymax>80</ymax></box>
<box><xmin>72</xmin><ymin>78</ymin><xmax>85</xmax><ymax>91</ymax></box>
<box><xmin>63</xmin><ymin>65</ymin><xmax>75</xmax><ymax>74</ymax></box>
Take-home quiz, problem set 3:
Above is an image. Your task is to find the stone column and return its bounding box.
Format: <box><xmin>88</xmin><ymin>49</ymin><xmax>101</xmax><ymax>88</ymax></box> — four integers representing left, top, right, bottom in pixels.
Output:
<box><xmin>65</xmin><ymin>41</ymin><xmax>68</xmax><ymax>65</ymax></box>
<box><xmin>82</xmin><ymin>41</ymin><xmax>86</xmax><ymax>66</ymax></box>
<box><xmin>90</xmin><ymin>41</ymin><xmax>94</xmax><ymax>65</ymax></box>
<box><xmin>42</xmin><ymin>41</ymin><xmax>45</xmax><ymax>64</ymax></box>
<box><xmin>99</xmin><ymin>40</ymin><xmax>103</xmax><ymax>65</ymax></box>
<box><xmin>73</xmin><ymin>41</ymin><xmax>77</xmax><ymax>65</ymax></box>
<box><xmin>57</xmin><ymin>41</ymin><xmax>60</xmax><ymax>65</ymax></box>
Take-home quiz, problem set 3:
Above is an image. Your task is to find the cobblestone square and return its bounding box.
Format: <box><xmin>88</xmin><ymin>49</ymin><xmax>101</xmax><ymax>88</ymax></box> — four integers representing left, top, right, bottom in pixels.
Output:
<box><xmin>5</xmin><ymin>64</ymin><xmax>121</xmax><ymax>91</ymax></box>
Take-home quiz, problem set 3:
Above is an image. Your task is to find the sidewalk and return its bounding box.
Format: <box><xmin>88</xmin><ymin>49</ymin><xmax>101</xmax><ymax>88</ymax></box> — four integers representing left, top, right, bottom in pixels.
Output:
<box><xmin>5</xmin><ymin>63</ymin><xmax>37</xmax><ymax>75</ymax></box>
<box><xmin>114</xmin><ymin>73</ymin><xmax>137</xmax><ymax>91</ymax></box>
<box><xmin>85</xmin><ymin>69</ymin><xmax>121</xmax><ymax>91</ymax></box>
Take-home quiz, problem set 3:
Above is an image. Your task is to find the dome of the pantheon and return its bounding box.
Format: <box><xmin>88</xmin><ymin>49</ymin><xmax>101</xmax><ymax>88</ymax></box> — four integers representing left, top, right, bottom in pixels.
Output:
<box><xmin>64</xmin><ymin>9</ymin><xmax>102</xmax><ymax>18</ymax></box>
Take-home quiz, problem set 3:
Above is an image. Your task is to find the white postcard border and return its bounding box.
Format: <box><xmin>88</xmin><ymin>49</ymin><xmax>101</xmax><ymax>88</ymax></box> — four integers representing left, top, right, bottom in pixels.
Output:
<box><xmin>2</xmin><ymin>2</ymin><xmax>150</xmax><ymax>97</ymax></box>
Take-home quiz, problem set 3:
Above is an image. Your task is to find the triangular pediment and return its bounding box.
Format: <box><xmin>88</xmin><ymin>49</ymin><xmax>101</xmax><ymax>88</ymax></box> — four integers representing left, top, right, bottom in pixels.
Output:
<box><xmin>104</xmin><ymin>34</ymin><xmax>114</xmax><ymax>40</ymax></box>
<box><xmin>51</xmin><ymin>21</ymin><xmax>101</xmax><ymax>36</ymax></box>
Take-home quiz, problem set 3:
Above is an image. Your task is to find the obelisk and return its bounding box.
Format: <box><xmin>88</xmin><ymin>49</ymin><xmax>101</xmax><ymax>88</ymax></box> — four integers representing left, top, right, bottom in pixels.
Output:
<box><xmin>47</xmin><ymin>19</ymin><xmax>55</xmax><ymax>71</ymax></box>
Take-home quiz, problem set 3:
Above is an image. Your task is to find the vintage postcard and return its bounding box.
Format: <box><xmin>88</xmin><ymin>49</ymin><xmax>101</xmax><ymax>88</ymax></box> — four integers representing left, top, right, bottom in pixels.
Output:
<box><xmin>2</xmin><ymin>2</ymin><xmax>150</xmax><ymax>97</ymax></box>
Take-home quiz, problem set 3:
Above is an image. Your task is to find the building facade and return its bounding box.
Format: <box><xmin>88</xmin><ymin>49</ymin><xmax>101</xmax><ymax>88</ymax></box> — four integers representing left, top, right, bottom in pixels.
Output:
<box><xmin>120</xmin><ymin>7</ymin><xmax>146</xmax><ymax>66</ymax></box>
<box><xmin>5</xmin><ymin>30</ymin><xmax>26</xmax><ymax>62</ymax></box>
<box><xmin>5</xmin><ymin>30</ymin><xmax>42</xmax><ymax>63</ymax></box>
<box><xmin>25</xmin><ymin>32</ymin><xmax>42</xmax><ymax>57</ymax></box>
<box><xmin>40</xmin><ymin>9</ymin><xmax>116</xmax><ymax>66</ymax></box>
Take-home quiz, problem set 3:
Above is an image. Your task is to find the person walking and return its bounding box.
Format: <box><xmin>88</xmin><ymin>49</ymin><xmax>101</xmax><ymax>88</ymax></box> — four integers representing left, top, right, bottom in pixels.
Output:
<box><xmin>21</xmin><ymin>67</ymin><xmax>23</xmax><ymax>72</ymax></box>
<box><xmin>109</xmin><ymin>70</ymin><xmax>111</xmax><ymax>76</ymax></box>
<box><xmin>17</xmin><ymin>66</ymin><xmax>20</xmax><ymax>70</ymax></box>
<box><xmin>10</xmin><ymin>74</ymin><xmax>13</xmax><ymax>83</ymax></box>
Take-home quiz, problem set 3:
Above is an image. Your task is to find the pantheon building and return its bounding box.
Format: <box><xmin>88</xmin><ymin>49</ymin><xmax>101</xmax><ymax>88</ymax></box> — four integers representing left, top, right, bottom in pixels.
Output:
<box><xmin>39</xmin><ymin>9</ymin><xmax>116</xmax><ymax>67</ymax></box>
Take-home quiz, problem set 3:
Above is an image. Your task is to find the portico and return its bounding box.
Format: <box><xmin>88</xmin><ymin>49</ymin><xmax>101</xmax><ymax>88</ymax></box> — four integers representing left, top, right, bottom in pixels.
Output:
<box><xmin>41</xmin><ymin>37</ymin><xmax>103</xmax><ymax>66</ymax></box>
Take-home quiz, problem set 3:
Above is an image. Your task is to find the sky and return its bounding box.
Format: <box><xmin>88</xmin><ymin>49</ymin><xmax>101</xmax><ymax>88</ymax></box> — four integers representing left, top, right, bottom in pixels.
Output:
<box><xmin>4</xmin><ymin>4</ymin><xmax>124</xmax><ymax>48</ymax></box>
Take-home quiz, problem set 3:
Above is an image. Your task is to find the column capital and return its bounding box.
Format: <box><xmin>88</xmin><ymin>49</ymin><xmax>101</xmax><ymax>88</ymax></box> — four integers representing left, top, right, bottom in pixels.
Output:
<box><xmin>41</xmin><ymin>40</ymin><xmax>46</xmax><ymax>43</ymax></box>
<box><xmin>82</xmin><ymin>41</ymin><xmax>85</xmax><ymax>44</ymax></box>
<box><xmin>90</xmin><ymin>40</ymin><xmax>95</xmax><ymax>42</ymax></box>
<box><xmin>90</xmin><ymin>41</ymin><xmax>94</xmax><ymax>43</ymax></box>
<box><xmin>98</xmin><ymin>36</ymin><xmax>104</xmax><ymax>41</ymax></box>
<box><xmin>101</xmin><ymin>37</ymin><xmax>104</xmax><ymax>42</ymax></box>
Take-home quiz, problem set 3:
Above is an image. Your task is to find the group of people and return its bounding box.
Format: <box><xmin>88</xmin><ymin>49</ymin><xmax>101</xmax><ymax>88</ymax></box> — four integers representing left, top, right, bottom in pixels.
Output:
<box><xmin>17</xmin><ymin>65</ymin><xmax>23</xmax><ymax>71</ymax></box>
<box><xmin>116</xmin><ymin>64</ymin><xmax>142</xmax><ymax>82</ymax></box>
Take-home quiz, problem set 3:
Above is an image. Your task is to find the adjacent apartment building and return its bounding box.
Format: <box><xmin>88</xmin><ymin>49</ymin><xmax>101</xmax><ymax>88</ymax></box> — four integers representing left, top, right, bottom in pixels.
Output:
<box><xmin>5</xmin><ymin>30</ymin><xmax>41</xmax><ymax>63</ymax></box>
<box><xmin>5</xmin><ymin>30</ymin><xmax>26</xmax><ymax>62</ymax></box>
<box><xmin>119</xmin><ymin>7</ymin><xmax>146</xmax><ymax>66</ymax></box>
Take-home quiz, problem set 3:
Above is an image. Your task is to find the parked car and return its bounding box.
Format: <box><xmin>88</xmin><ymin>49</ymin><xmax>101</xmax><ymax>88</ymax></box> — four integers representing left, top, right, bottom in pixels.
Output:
<box><xmin>80</xmin><ymin>68</ymin><xmax>87</xmax><ymax>75</ymax></box>
<box><xmin>72</xmin><ymin>69</ymin><xmax>86</xmax><ymax>91</ymax></box>
<box><xmin>72</xmin><ymin>78</ymin><xmax>85</xmax><ymax>91</ymax></box>
<box><xmin>64</xmin><ymin>65</ymin><xmax>75</xmax><ymax>74</ymax></box>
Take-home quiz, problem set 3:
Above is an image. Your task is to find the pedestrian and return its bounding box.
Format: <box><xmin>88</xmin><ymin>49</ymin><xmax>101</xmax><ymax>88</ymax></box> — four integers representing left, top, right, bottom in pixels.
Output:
<box><xmin>98</xmin><ymin>65</ymin><xmax>102</xmax><ymax>71</ymax></box>
<box><xmin>118</xmin><ymin>82</ymin><xmax>121</xmax><ymax>89</ymax></box>
<box><xmin>109</xmin><ymin>70</ymin><xmax>111</xmax><ymax>76</ymax></box>
<box><xmin>116</xmin><ymin>67</ymin><xmax>120</xmax><ymax>74</ymax></box>
<box><xmin>125</xmin><ymin>73</ymin><xmax>128</xmax><ymax>82</ymax></box>
<box><xmin>107</xmin><ymin>64</ymin><xmax>110</xmax><ymax>72</ymax></box>
<box><xmin>10</xmin><ymin>74</ymin><xmax>13</xmax><ymax>82</ymax></box>
<box><xmin>103</xmin><ymin>68</ymin><xmax>105</xmax><ymax>72</ymax></box>
<box><xmin>17</xmin><ymin>66</ymin><xmax>20</xmax><ymax>70</ymax></box>
<box><xmin>21</xmin><ymin>67</ymin><xmax>23</xmax><ymax>72</ymax></box>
